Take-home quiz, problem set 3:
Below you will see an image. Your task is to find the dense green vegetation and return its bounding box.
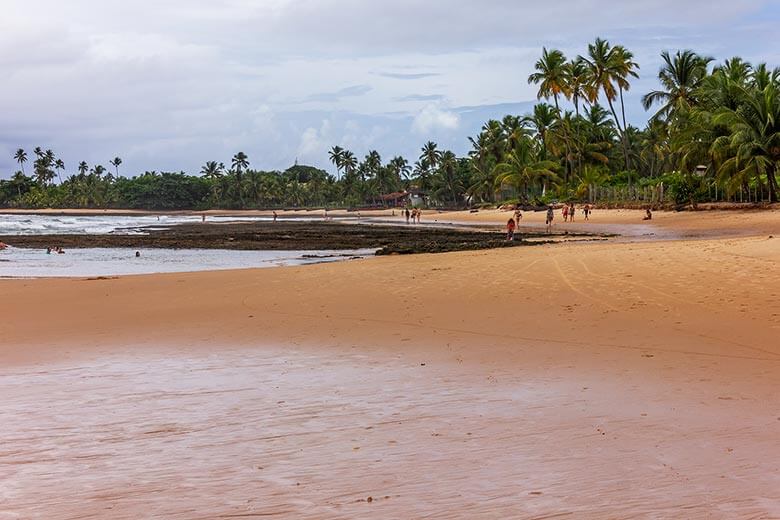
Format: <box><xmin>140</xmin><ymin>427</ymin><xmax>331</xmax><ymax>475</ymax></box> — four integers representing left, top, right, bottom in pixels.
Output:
<box><xmin>3</xmin><ymin>38</ymin><xmax>780</xmax><ymax>209</ymax></box>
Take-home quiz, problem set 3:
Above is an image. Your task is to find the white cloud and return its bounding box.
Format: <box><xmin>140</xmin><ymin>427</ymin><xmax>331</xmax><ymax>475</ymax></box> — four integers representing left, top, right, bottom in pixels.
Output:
<box><xmin>412</xmin><ymin>105</ymin><xmax>460</xmax><ymax>135</ymax></box>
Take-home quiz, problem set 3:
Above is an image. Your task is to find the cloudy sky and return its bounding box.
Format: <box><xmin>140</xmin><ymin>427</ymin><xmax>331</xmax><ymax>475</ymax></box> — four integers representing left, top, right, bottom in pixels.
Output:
<box><xmin>2</xmin><ymin>0</ymin><xmax>779</xmax><ymax>178</ymax></box>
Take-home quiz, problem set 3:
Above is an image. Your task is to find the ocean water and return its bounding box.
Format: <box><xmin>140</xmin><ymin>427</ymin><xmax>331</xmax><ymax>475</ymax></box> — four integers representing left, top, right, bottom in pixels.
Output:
<box><xmin>0</xmin><ymin>214</ymin><xmax>373</xmax><ymax>277</ymax></box>
<box><xmin>0</xmin><ymin>213</ymin><xmax>335</xmax><ymax>236</ymax></box>
<box><xmin>0</xmin><ymin>246</ymin><xmax>374</xmax><ymax>278</ymax></box>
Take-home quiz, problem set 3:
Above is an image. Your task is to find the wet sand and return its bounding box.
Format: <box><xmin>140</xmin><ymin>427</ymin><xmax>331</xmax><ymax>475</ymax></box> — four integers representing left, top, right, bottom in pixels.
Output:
<box><xmin>2</xmin><ymin>211</ymin><xmax>780</xmax><ymax>518</ymax></box>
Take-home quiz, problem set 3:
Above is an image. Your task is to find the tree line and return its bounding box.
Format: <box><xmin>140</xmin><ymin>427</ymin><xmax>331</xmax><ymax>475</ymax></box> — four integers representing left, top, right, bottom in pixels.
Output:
<box><xmin>3</xmin><ymin>37</ymin><xmax>779</xmax><ymax>209</ymax></box>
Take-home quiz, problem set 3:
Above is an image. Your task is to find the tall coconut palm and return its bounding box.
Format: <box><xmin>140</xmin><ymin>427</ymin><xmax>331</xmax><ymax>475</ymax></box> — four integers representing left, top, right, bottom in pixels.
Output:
<box><xmin>613</xmin><ymin>45</ymin><xmax>640</xmax><ymax>140</ymax></box>
<box><xmin>110</xmin><ymin>157</ymin><xmax>122</xmax><ymax>177</ymax></box>
<box><xmin>580</xmin><ymin>38</ymin><xmax>631</xmax><ymax>172</ymax></box>
<box><xmin>529</xmin><ymin>47</ymin><xmax>573</xmax><ymax>179</ymax></box>
<box><xmin>341</xmin><ymin>150</ymin><xmax>357</xmax><ymax>176</ymax></box>
<box><xmin>54</xmin><ymin>159</ymin><xmax>65</xmax><ymax>184</ymax></box>
<box><xmin>565</xmin><ymin>57</ymin><xmax>592</xmax><ymax>178</ymax></box>
<box><xmin>14</xmin><ymin>149</ymin><xmax>27</xmax><ymax>174</ymax></box>
<box><xmin>642</xmin><ymin>50</ymin><xmax>713</xmax><ymax>121</ymax></box>
<box><xmin>78</xmin><ymin>161</ymin><xmax>89</xmax><ymax>176</ymax></box>
<box><xmin>528</xmin><ymin>48</ymin><xmax>569</xmax><ymax>113</ymax></box>
<box><xmin>231</xmin><ymin>152</ymin><xmax>249</xmax><ymax>205</ymax></box>
<box><xmin>328</xmin><ymin>146</ymin><xmax>344</xmax><ymax>179</ymax></box>
<box><xmin>420</xmin><ymin>141</ymin><xmax>441</xmax><ymax>171</ymax></box>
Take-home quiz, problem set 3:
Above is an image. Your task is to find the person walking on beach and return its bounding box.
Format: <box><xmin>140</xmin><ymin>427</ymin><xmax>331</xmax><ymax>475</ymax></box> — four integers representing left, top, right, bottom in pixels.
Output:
<box><xmin>569</xmin><ymin>203</ymin><xmax>576</xmax><ymax>222</ymax></box>
<box><xmin>405</xmin><ymin>208</ymin><xmax>410</xmax><ymax>224</ymax></box>
<box><xmin>546</xmin><ymin>206</ymin><xmax>554</xmax><ymax>232</ymax></box>
<box><xmin>584</xmin><ymin>204</ymin><xmax>591</xmax><ymax>221</ymax></box>
<box><xmin>416</xmin><ymin>209</ymin><xmax>422</xmax><ymax>224</ymax></box>
<box><xmin>562</xmin><ymin>205</ymin><xmax>569</xmax><ymax>223</ymax></box>
<box><xmin>506</xmin><ymin>217</ymin><xmax>516</xmax><ymax>241</ymax></box>
<box><xmin>273</xmin><ymin>211</ymin><xmax>278</xmax><ymax>222</ymax></box>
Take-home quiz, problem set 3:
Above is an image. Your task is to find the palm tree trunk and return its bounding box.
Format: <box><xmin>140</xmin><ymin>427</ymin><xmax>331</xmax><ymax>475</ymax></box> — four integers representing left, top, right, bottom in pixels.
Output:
<box><xmin>574</xmin><ymin>97</ymin><xmax>582</xmax><ymax>180</ymax></box>
<box><xmin>605</xmin><ymin>95</ymin><xmax>631</xmax><ymax>187</ymax></box>
<box><xmin>619</xmin><ymin>86</ymin><xmax>632</xmax><ymax>172</ymax></box>
<box><xmin>767</xmin><ymin>165</ymin><xmax>778</xmax><ymax>202</ymax></box>
<box><xmin>553</xmin><ymin>94</ymin><xmax>571</xmax><ymax>184</ymax></box>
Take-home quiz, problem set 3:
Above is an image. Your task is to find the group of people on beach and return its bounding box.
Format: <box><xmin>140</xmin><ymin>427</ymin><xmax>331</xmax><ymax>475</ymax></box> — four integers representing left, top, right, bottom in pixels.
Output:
<box><xmin>561</xmin><ymin>203</ymin><xmax>593</xmax><ymax>223</ymax></box>
<box><xmin>404</xmin><ymin>208</ymin><xmax>422</xmax><ymax>224</ymax></box>
<box><xmin>544</xmin><ymin>204</ymin><xmax>593</xmax><ymax>232</ymax></box>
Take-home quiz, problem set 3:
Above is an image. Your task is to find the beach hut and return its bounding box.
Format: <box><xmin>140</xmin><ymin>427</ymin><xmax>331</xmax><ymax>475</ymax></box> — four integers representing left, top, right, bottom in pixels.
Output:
<box><xmin>380</xmin><ymin>191</ymin><xmax>409</xmax><ymax>208</ymax></box>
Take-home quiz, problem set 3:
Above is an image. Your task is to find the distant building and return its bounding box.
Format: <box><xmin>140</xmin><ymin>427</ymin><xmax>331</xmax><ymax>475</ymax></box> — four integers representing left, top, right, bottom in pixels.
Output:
<box><xmin>379</xmin><ymin>188</ymin><xmax>427</xmax><ymax>208</ymax></box>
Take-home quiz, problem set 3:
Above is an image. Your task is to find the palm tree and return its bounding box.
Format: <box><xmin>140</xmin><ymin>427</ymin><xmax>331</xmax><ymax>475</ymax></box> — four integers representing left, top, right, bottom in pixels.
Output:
<box><xmin>493</xmin><ymin>138</ymin><xmax>560</xmax><ymax>202</ymax></box>
<box><xmin>341</xmin><ymin>150</ymin><xmax>357</xmax><ymax>179</ymax></box>
<box><xmin>436</xmin><ymin>150</ymin><xmax>461</xmax><ymax>205</ymax></box>
<box><xmin>78</xmin><ymin>161</ymin><xmax>89</xmax><ymax>176</ymax></box>
<box><xmin>419</xmin><ymin>141</ymin><xmax>440</xmax><ymax>191</ymax></box>
<box><xmin>613</xmin><ymin>45</ymin><xmax>640</xmax><ymax>140</ymax></box>
<box><xmin>14</xmin><ymin>149</ymin><xmax>27</xmax><ymax>174</ymax></box>
<box><xmin>200</xmin><ymin>161</ymin><xmax>224</xmax><ymax>201</ymax></box>
<box><xmin>110</xmin><ymin>157</ymin><xmax>122</xmax><ymax>177</ymax></box>
<box><xmin>11</xmin><ymin>171</ymin><xmax>27</xmax><ymax>198</ymax></box>
<box><xmin>522</xmin><ymin>104</ymin><xmax>558</xmax><ymax>160</ymax></box>
<box><xmin>580</xmin><ymin>38</ymin><xmax>632</xmax><ymax>170</ymax></box>
<box><xmin>231</xmin><ymin>152</ymin><xmax>249</xmax><ymax>206</ymax></box>
<box><xmin>54</xmin><ymin>159</ymin><xmax>65</xmax><ymax>184</ymax></box>
<box><xmin>328</xmin><ymin>146</ymin><xmax>344</xmax><ymax>179</ymax></box>
<box><xmin>388</xmin><ymin>156</ymin><xmax>411</xmax><ymax>188</ymax></box>
<box><xmin>90</xmin><ymin>165</ymin><xmax>106</xmax><ymax>177</ymax></box>
<box><xmin>528</xmin><ymin>48</ymin><xmax>569</xmax><ymax>113</ymax></box>
<box><xmin>642</xmin><ymin>50</ymin><xmax>714</xmax><ymax>121</ymax></box>
<box><xmin>565</xmin><ymin>58</ymin><xmax>591</xmax><ymax>178</ymax></box>
<box><xmin>529</xmin><ymin>47</ymin><xmax>573</xmax><ymax>179</ymax></box>
<box><xmin>712</xmin><ymin>83</ymin><xmax>780</xmax><ymax>201</ymax></box>
<box><xmin>200</xmin><ymin>161</ymin><xmax>223</xmax><ymax>180</ymax></box>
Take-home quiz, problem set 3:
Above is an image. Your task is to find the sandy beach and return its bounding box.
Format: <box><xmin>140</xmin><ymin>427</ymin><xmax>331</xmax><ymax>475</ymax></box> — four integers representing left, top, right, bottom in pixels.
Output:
<box><xmin>2</xmin><ymin>209</ymin><xmax>779</xmax><ymax>518</ymax></box>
